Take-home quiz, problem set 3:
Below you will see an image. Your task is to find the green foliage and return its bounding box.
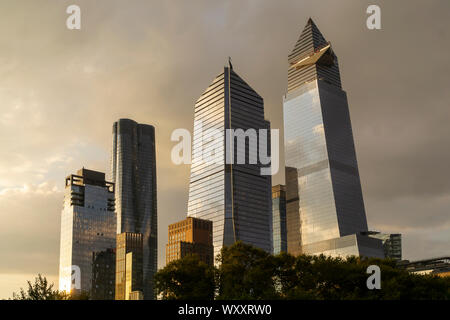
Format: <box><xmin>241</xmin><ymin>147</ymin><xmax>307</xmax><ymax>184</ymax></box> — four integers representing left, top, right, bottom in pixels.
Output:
<box><xmin>12</xmin><ymin>274</ymin><xmax>90</xmax><ymax>300</ymax></box>
<box><xmin>154</xmin><ymin>242</ymin><xmax>450</xmax><ymax>300</ymax></box>
<box><xmin>154</xmin><ymin>254</ymin><xmax>216</xmax><ymax>300</ymax></box>
<box><xmin>12</xmin><ymin>274</ymin><xmax>68</xmax><ymax>300</ymax></box>
<box><xmin>217</xmin><ymin>241</ymin><xmax>278</xmax><ymax>299</ymax></box>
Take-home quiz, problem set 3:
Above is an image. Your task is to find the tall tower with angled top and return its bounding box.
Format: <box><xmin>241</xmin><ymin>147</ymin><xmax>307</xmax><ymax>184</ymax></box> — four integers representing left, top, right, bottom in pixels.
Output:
<box><xmin>284</xmin><ymin>19</ymin><xmax>384</xmax><ymax>258</ymax></box>
<box><xmin>187</xmin><ymin>61</ymin><xmax>272</xmax><ymax>259</ymax></box>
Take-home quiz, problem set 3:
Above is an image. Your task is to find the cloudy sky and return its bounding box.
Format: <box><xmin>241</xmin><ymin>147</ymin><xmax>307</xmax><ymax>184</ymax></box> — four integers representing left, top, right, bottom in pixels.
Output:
<box><xmin>0</xmin><ymin>0</ymin><xmax>449</xmax><ymax>298</ymax></box>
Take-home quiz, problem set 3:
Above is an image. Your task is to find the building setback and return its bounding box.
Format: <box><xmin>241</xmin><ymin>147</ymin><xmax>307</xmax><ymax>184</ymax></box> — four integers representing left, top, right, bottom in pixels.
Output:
<box><xmin>59</xmin><ymin>168</ymin><xmax>116</xmax><ymax>294</ymax></box>
<box><xmin>187</xmin><ymin>62</ymin><xmax>272</xmax><ymax>258</ymax></box>
<box><xmin>110</xmin><ymin>118</ymin><xmax>157</xmax><ymax>299</ymax></box>
<box><xmin>283</xmin><ymin>19</ymin><xmax>383</xmax><ymax>258</ymax></box>
<box><xmin>166</xmin><ymin>217</ymin><xmax>214</xmax><ymax>266</ymax></box>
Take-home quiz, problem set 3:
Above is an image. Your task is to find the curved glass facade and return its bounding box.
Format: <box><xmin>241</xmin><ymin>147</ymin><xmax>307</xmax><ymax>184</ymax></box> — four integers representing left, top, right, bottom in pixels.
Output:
<box><xmin>111</xmin><ymin>119</ymin><xmax>157</xmax><ymax>299</ymax></box>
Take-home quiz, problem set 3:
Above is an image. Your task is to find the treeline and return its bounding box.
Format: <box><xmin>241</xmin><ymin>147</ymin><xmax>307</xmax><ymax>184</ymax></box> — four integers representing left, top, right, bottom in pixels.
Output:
<box><xmin>10</xmin><ymin>274</ymin><xmax>89</xmax><ymax>300</ymax></box>
<box><xmin>155</xmin><ymin>241</ymin><xmax>450</xmax><ymax>300</ymax></box>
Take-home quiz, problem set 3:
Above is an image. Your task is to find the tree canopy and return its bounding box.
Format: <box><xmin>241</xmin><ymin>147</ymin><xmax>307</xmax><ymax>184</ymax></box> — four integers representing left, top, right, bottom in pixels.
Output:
<box><xmin>12</xmin><ymin>274</ymin><xmax>67</xmax><ymax>300</ymax></box>
<box><xmin>154</xmin><ymin>254</ymin><xmax>216</xmax><ymax>300</ymax></box>
<box><xmin>12</xmin><ymin>274</ymin><xmax>89</xmax><ymax>300</ymax></box>
<box><xmin>155</xmin><ymin>241</ymin><xmax>450</xmax><ymax>300</ymax></box>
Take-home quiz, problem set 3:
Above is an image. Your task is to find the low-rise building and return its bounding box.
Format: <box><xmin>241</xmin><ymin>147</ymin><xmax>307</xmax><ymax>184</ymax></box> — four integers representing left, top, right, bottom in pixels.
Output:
<box><xmin>166</xmin><ymin>217</ymin><xmax>213</xmax><ymax>265</ymax></box>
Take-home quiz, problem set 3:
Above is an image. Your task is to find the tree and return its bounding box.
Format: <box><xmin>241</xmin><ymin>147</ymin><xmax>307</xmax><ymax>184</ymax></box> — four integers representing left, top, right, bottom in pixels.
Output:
<box><xmin>217</xmin><ymin>241</ymin><xmax>278</xmax><ymax>299</ymax></box>
<box><xmin>273</xmin><ymin>253</ymin><xmax>316</xmax><ymax>299</ymax></box>
<box><xmin>12</xmin><ymin>274</ymin><xmax>68</xmax><ymax>300</ymax></box>
<box><xmin>154</xmin><ymin>242</ymin><xmax>450</xmax><ymax>300</ymax></box>
<box><xmin>11</xmin><ymin>274</ymin><xmax>91</xmax><ymax>300</ymax></box>
<box><xmin>273</xmin><ymin>254</ymin><xmax>450</xmax><ymax>300</ymax></box>
<box><xmin>154</xmin><ymin>254</ymin><xmax>216</xmax><ymax>300</ymax></box>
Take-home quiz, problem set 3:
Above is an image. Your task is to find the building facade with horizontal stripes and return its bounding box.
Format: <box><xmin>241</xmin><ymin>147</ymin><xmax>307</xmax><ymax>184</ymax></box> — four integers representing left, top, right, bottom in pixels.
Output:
<box><xmin>187</xmin><ymin>62</ymin><xmax>272</xmax><ymax>259</ymax></box>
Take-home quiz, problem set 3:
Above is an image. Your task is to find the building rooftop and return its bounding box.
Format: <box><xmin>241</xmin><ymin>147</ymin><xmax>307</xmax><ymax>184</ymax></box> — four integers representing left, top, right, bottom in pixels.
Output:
<box><xmin>65</xmin><ymin>168</ymin><xmax>114</xmax><ymax>192</ymax></box>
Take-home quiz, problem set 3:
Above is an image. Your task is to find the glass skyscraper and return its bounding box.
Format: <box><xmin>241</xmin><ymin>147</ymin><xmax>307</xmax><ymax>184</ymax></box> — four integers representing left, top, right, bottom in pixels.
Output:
<box><xmin>58</xmin><ymin>168</ymin><xmax>116</xmax><ymax>294</ymax></box>
<box><xmin>110</xmin><ymin>119</ymin><xmax>157</xmax><ymax>299</ymax></box>
<box><xmin>283</xmin><ymin>19</ymin><xmax>383</xmax><ymax>258</ymax></box>
<box><xmin>187</xmin><ymin>63</ymin><xmax>272</xmax><ymax>259</ymax></box>
<box><xmin>272</xmin><ymin>185</ymin><xmax>287</xmax><ymax>255</ymax></box>
<box><xmin>115</xmin><ymin>232</ymin><xmax>144</xmax><ymax>300</ymax></box>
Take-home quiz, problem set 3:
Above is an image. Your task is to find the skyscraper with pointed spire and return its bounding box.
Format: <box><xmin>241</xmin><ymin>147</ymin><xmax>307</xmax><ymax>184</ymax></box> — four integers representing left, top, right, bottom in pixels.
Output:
<box><xmin>284</xmin><ymin>19</ymin><xmax>383</xmax><ymax>258</ymax></box>
<box><xmin>187</xmin><ymin>61</ymin><xmax>272</xmax><ymax>259</ymax></box>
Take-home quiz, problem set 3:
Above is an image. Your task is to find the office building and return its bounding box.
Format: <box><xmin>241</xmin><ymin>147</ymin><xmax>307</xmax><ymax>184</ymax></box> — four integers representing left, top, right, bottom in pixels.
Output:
<box><xmin>272</xmin><ymin>185</ymin><xmax>287</xmax><ymax>254</ymax></box>
<box><xmin>91</xmin><ymin>248</ymin><xmax>116</xmax><ymax>300</ymax></box>
<box><xmin>166</xmin><ymin>217</ymin><xmax>214</xmax><ymax>265</ymax></box>
<box><xmin>283</xmin><ymin>18</ymin><xmax>383</xmax><ymax>258</ymax></box>
<box><xmin>110</xmin><ymin>118</ymin><xmax>157</xmax><ymax>299</ymax></box>
<box><xmin>361</xmin><ymin>231</ymin><xmax>402</xmax><ymax>260</ymax></box>
<box><xmin>58</xmin><ymin>168</ymin><xmax>116</xmax><ymax>294</ymax></box>
<box><xmin>115</xmin><ymin>232</ymin><xmax>144</xmax><ymax>300</ymax></box>
<box><xmin>187</xmin><ymin>62</ymin><xmax>272</xmax><ymax>258</ymax></box>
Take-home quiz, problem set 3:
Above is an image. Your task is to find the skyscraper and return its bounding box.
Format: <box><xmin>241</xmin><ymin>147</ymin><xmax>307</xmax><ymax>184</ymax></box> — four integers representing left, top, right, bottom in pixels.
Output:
<box><xmin>115</xmin><ymin>232</ymin><xmax>144</xmax><ymax>300</ymax></box>
<box><xmin>187</xmin><ymin>62</ymin><xmax>272</xmax><ymax>258</ymax></box>
<box><xmin>59</xmin><ymin>168</ymin><xmax>116</xmax><ymax>294</ymax></box>
<box><xmin>283</xmin><ymin>19</ymin><xmax>383</xmax><ymax>258</ymax></box>
<box><xmin>166</xmin><ymin>217</ymin><xmax>214</xmax><ymax>266</ymax></box>
<box><xmin>110</xmin><ymin>119</ymin><xmax>157</xmax><ymax>299</ymax></box>
<box><xmin>272</xmin><ymin>185</ymin><xmax>287</xmax><ymax>255</ymax></box>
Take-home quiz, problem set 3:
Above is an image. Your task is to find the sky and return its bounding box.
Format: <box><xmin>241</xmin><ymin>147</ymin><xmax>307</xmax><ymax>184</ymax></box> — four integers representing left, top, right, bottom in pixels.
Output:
<box><xmin>0</xmin><ymin>0</ymin><xmax>449</xmax><ymax>298</ymax></box>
